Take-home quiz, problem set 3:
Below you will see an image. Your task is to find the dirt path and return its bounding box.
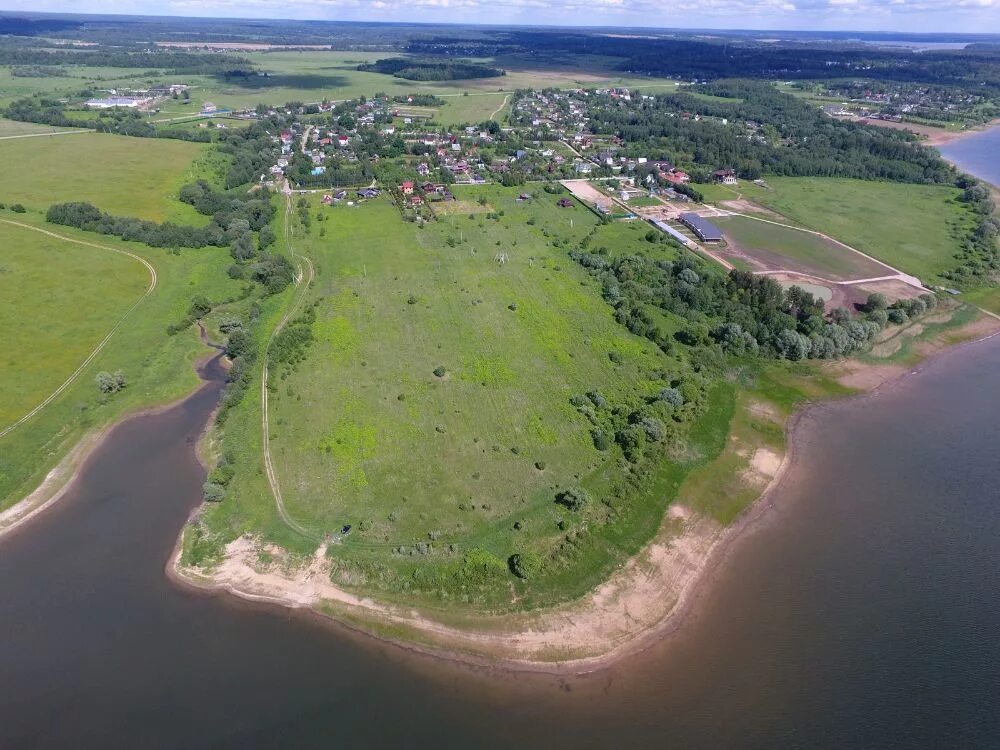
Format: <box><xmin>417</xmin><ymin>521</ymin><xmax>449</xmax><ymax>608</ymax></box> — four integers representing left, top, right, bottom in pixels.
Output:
<box><xmin>259</xmin><ymin>191</ymin><xmax>320</xmax><ymax>542</ymax></box>
<box><xmin>0</xmin><ymin>220</ymin><xmax>157</xmax><ymax>440</ymax></box>
<box><xmin>488</xmin><ymin>94</ymin><xmax>511</xmax><ymax>121</ymax></box>
<box><xmin>0</xmin><ymin>129</ymin><xmax>89</xmax><ymax>141</ymax></box>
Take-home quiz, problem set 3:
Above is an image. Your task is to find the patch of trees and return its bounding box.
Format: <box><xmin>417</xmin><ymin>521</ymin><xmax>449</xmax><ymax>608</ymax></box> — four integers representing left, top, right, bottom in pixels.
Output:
<box><xmin>944</xmin><ymin>175</ymin><xmax>1000</xmax><ymax>285</ymax></box>
<box><xmin>47</xmin><ymin>201</ymin><xmax>231</xmax><ymax>249</ymax></box>
<box><xmin>11</xmin><ymin>65</ymin><xmax>68</xmax><ymax>77</ymax></box>
<box><xmin>391</xmin><ymin>93</ymin><xmax>445</xmax><ymax>106</ymax></box>
<box><xmin>217</xmin><ymin>309</ymin><xmax>259</xmax><ymax>425</ymax></box>
<box><xmin>357</xmin><ymin>58</ymin><xmax>504</xmax><ymax>81</ymax></box>
<box><xmin>569</xmin><ymin>248</ymin><xmax>933</xmax><ymax>363</ymax></box>
<box><xmin>95</xmin><ymin>370</ymin><xmax>127</xmax><ymax>394</ymax></box>
<box><xmin>585</xmin><ymin>81</ymin><xmax>954</xmax><ymax>184</ymax></box>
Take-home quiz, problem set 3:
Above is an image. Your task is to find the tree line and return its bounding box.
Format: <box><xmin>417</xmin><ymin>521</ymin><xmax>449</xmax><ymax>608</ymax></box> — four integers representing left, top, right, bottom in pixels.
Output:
<box><xmin>357</xmin><ymin>57</ymin><xmax>504</xmax><ymax>81</ymax></box>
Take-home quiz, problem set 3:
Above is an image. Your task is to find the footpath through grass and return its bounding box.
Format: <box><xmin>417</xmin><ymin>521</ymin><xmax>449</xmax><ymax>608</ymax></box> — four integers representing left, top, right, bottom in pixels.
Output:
<box><xmin>0</xmin><ymin>221</ymin><xmax>149</xmax><ymax>425</ymax></box>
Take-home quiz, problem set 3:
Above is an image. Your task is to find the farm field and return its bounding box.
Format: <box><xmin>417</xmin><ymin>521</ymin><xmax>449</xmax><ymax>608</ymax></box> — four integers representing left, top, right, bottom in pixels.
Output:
<box><xmin>713</xmin><ymin>214</ymin><xmax>893</xmax><ymax>281</ymax></box>
<box><xmin>0</xmin><ymin>221</ymin><xmax>149</xmax><ymax>426</ymax></box>
<box><xmin>702</xmin><ymin>177</ymin><xmax>972</xmax><ymax>283</ymax></box>
<box><xmin>0</xmin><ymin>132</ymin><xmax>206</xmax><ymax>221</ymax></box>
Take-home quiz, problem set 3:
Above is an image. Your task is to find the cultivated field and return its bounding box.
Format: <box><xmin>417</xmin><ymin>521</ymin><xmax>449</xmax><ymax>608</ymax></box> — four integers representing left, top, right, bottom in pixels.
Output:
<box><xmin>0</xmin><ymin>132</ymin><xmax>205</xmax><ymax>221</ymax></box>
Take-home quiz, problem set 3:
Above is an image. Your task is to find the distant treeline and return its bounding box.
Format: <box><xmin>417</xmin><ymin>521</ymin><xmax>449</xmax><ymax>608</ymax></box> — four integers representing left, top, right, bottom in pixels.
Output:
<box><xmin>358</xmin><ymin>57</ymin><xmax>503</xmax><ymax>81</ymax></box>
<box><xmin>0</xmin><ymin>46</ymin><xmax>250</xmax><ymax>73</ymax></box>
<box><xmin>408</xmin><ymin>32</ymin><xmax>1000</xmax><ymax>93</ymax></box>
<box><xmin>585</xmin><ymin>80</ymin><xmax>954</xmax><ymax>184</ymax></box>
<box><xmin>11</xmin><ymin>65</ymin><xmax>68</xmax><ymax>77</ymax></box>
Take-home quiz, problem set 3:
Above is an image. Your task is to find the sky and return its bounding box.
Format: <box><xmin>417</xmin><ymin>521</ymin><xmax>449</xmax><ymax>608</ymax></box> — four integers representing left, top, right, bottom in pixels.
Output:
<box><xmin>23</xmin><ymin>0</ymin><xmax>1000</xmax><ymax>34</ymax></box>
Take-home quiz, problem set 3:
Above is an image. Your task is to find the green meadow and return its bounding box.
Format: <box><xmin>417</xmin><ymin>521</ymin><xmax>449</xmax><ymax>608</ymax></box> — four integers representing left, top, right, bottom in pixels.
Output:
<box><xmin>0</xmin><ymin>132</ymin><xmax>205</xmax><ymax>221</ymax></box>
<box><xmin>195</xmin><ymin>187</ymin><xmax>771</xmax><ymax>610</ymax></box>
<box><xmin>0</xmin><ymin>221</ymin><xmax>149</xmax><ymax>425</ymax></box>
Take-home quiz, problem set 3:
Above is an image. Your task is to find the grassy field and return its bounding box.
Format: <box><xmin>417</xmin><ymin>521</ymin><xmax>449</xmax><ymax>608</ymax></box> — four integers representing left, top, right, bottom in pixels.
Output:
<box><xmin>703</xmin><ymin>177</ymin><xmax>974</xmax><ymax>283</ymax></box>
<box><xmin>198</xmin><ymin>186</ymin><xmax>750</xmax><ymax>609</ymax></box>
<box><xmin>0</xmin><ymin>210</ymin><xmax>243</xmax><ymax>513</ymax></box>
<box><xmin>0</xmin><ymin>221</ymin><xmax>149</xmax><ymax>425</ymax></box>
<box><xmin>714</xmin><ymin>214</ymin><xmax>891</xmax><ymax>280</ymax></box>
<box><xmin>0</xmin><ymin>118</ymin><xmax>82</xmax><ymax>136</ymax></box>
<box><xmin>0</xmin><ymin>132</ymin><xmax>206</xmax><ymax>221</ymax></box>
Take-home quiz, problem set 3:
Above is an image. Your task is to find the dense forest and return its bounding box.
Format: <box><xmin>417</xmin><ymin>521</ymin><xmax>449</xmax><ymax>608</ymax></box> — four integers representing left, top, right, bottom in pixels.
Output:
<box><xmin>357</xmin><ymin>57</ymin><xmax>503</xmax><ymax>81</ymax></box>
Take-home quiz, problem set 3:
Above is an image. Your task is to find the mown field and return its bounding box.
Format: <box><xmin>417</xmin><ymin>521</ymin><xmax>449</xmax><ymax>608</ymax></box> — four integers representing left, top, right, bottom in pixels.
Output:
<box><xmin>702</xmin><ymin>177</ymin><xmax>973</xmax><ymax>283</ymax></box>
<box><xmin>0</xmin><ymin>220</ymin><xmax>149</xmax><ymax>425</ymax></box>
<box><xmin>0</xmin><ymin>132</ymin><xmax>205</xmax><ymax>221</ymax></box>
<box><xmin>714</xmin><ymin>213</ymin><xmax>891</xmax><ymax>281</ymax></box>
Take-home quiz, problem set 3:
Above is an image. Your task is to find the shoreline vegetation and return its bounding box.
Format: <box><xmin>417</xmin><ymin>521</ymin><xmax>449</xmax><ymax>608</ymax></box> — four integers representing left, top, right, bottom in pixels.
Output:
<box><xmin>163</xmin><ymin>304</ymin><xmax>997</xmax><ymax>672</ymax></box>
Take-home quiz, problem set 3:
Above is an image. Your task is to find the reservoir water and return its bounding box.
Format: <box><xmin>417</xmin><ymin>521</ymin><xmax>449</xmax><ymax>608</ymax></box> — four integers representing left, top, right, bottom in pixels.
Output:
<box><xmin>6</xmin><ymin>131</ymin><xmax>1000</xmax><ymax>745</ymax></box>
<box><xmin>938</xmin><ymin>125</ymin><xmax>1000</xmax><ymax>187</ymax></box>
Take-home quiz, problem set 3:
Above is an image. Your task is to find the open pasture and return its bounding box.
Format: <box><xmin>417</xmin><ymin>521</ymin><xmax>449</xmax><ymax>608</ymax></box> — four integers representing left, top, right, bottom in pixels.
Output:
<box><xmin>257</xmin><ymin>188</ymin><xmax>679</xmax><ymax>595</ymax></box>
<box><xmin>0</xmin><ymin>132</ymin><xmax>205</xmax><ymax>221</ymax></box>
<box><xmin>0</xmin><ymin>221</ymin><xmax>149</xmax><ymax>427</ymax></box>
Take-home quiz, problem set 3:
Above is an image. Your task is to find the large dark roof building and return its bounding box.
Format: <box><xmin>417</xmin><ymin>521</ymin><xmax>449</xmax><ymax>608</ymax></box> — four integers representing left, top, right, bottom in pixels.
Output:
<box><xmin>679</xmin><ymin>212</ymin><xmax>723</xmax><ymax>242</ymax></box>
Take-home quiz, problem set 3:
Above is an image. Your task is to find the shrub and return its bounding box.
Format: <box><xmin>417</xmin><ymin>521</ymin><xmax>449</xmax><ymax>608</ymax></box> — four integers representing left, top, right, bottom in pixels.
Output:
<box><xmin>95</xmin><ymin>369</ymin><xmax>127</xmax><ymax>394</ymax></box>
<box><xmin>658</xmin><ymin>387</ymin><xmax>684</xmax><ymax>407</ymax></box>
<box><xmin>509</xmin><ymin>551</ymin><xmax>543</xmax><ymax>579</ymax></box>
<box><xmin>10</xmin><ymin>203</ymin><xmax>26</xmax><ymax>213</ymax></box>
<box><xmin>202</xmin><ymin>482</ymin><xmax>226</xmax><ymax>503</ymax></box>
<box><xmin>592</xmin><ymin>429</ymin><xmax>611</xmax><ymax>451</ymax></box>
<box><xmin>433</xmin><ymin>366</ymin><xmax>446</xmax><ymax>377</ymax></box>
<box><xmin>865</xmin><ymin>292</ymin><xmax>889</xmax><ymax>312</ymax></box>
<box><xmin>459</xmin><ymin>548</ymin><xmax>507</xmax><ymax>583</ymax></box>
<box><xmin>188</xmin><ymin>295</ymin><xmax>212</xmax><ymax>319</ymax></box>
<box><xmin>555</xmin><ymin>487</ymin><xmax>590</xmax><ymax>511</ymax></box>
<box><xmin>887</xmin><ymin>308</ymin><xmax>909</xmax><ymax>325</ymax></box>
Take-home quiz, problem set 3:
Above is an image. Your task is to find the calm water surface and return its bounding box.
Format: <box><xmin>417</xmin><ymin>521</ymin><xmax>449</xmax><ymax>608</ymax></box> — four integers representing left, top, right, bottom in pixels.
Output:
<box><xmin>938</xmin><ymin>125</ymin><xmax>1000</xmax><ymax>187</ymax></box>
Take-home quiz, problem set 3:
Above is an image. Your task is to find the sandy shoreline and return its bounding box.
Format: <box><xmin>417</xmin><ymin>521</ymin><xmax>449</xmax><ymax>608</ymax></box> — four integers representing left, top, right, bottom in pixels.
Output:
<box><xmin>169</xmin><ymin>310</ymin><xmax>1000</xmax><ymax>674</ymax></box>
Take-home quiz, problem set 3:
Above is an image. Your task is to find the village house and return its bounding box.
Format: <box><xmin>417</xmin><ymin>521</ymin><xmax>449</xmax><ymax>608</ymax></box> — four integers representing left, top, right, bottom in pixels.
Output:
<box><xmin>713</xmin><ymin>168</ymin><xmax>738</xmax><ymax>185</ymax></box>
<box><xmin>401</xmin><ymin>181</ymin><xmax>414</xmax><ymax>195</ymax></box>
